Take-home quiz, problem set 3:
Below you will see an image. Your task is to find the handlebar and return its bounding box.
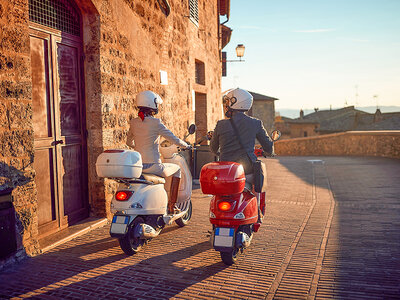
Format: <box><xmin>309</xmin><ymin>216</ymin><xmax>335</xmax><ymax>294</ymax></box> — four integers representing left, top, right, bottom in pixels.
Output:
<box><xmin>178</xmin><ymin>145</ymin><xmax>196</xmax><ymax>151</ymax></box>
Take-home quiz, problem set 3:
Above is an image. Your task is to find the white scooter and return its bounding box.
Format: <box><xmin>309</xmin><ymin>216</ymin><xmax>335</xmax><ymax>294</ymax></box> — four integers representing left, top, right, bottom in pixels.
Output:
<box><xmin>95</xmin><ymin>125</ymin><xmax>196</xmax><ymax>255</ymax></box>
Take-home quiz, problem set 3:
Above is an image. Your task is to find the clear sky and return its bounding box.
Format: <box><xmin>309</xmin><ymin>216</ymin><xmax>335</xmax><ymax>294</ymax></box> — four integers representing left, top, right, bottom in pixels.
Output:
<box><xmin>221</xmin><ymin>0</ymin><xmax>400</xmax><ymax>110</ymax></box>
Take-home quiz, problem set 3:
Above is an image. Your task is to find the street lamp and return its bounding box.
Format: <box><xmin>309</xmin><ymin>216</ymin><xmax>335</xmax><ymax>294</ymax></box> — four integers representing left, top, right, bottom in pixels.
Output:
<box><xmin>222</xmin><ymin>44</ymin><xmax>245</xmax><ymax>76</ymax></box>
<box><xmin>223</xmin><ymin>44</ymin><xmax>246</xmax><ymax>62</ymax></box>
<box><xmin>235</xmin><ymin>44</ymin><xmax>245</xmax><ymax>61</ymax></box>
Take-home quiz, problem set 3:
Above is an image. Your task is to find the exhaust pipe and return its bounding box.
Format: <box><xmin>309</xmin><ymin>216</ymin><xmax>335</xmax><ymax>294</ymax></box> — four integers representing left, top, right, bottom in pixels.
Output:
<box><xmin>236</xmin><ymin>231</ymin><xmax>252</xmax><ymax>248</ymax></box>
<box><xmin>134</xmin><ymin>223</ymin><xmax>161</xmax><ymax>239</ymax></box>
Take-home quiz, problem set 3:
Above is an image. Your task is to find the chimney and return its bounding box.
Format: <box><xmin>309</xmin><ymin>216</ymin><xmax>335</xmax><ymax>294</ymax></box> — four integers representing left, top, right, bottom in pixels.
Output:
<box><xmin>300</xmin><ymin>109</ymin><xmax>304</xmax><ymax>119</ymax></box>
<box><xmin>374</xmin><ymin>108</ymin><xmax>382</xmax><ymax>123</ymax></box>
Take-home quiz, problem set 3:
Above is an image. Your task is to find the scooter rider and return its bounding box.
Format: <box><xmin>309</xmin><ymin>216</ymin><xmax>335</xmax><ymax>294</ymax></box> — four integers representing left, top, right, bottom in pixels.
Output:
<box><xmin>209</xmin><ymin>88</ymin><xmax>274</xmax><ymax>221</ymax></box>
<box><xmin>127</xmin><ymin>90</ymin><xmax>190</xmax><ymax>214</ymax></box>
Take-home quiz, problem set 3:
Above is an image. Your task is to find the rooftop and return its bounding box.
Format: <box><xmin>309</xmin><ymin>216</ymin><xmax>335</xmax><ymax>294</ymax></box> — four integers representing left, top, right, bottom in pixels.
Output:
<box><xmin>288</xmin><ymin>106</ymin><xmax>400</xmax><ymax>133</ymax></box>
<box><xmin>248</xmin><ymin>91</ymin><xmax>279</xmax><ymax>102</ymax></box>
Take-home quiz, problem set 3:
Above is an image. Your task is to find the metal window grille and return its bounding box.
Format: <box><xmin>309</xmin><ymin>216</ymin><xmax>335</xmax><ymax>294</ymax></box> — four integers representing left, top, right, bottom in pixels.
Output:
<box><xmin>188</xmin><ymin>0</ymin><xmax>199</xmax><ymax>25</ymax></box>
<box><xmin>29</xmin><ymin>0</ymin><xmax>81</xmax><ymax>36</ymax></box>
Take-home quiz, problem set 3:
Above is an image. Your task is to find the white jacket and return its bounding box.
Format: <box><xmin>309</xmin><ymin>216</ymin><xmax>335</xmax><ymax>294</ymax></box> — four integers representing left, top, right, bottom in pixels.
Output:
<box><xmin>127</xmin><ymin>116</ymin><xmax>188</xmax><ymax>164</ymax></box>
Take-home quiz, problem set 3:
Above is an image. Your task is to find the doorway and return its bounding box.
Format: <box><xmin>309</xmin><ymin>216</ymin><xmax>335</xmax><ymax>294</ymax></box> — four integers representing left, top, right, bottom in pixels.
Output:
<box><xmin>29</xmin><ymin>0</ymin><xmax>88</xmax><ymax>237</ymax></box>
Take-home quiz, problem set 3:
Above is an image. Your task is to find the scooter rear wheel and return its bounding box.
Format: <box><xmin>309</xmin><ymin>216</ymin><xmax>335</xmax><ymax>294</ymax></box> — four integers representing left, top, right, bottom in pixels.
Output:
<box><xmin>220</xmin><ymin>248</ymin><xmax>239</xmax><ymax>265</ymax></box>
<box><xmin>175</xmin><ymin>200</ymin><xmax>192</xmax><ymax>227</ymax></box>
<box><xmin>118</xmin><ymin>217</ymin><xmax>145</xmax><ymax>256</ymax></box>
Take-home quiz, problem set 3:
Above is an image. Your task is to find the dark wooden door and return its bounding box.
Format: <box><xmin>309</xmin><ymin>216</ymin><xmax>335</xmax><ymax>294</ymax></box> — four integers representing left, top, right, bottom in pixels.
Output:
<box><xmin>30</xmin><ymin>25</ymin><xmax>88</xmax><ymax>238</ymax></box>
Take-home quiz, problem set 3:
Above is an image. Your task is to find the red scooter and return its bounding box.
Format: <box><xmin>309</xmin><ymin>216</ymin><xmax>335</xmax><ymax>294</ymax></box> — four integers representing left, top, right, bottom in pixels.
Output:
<box><xmin>200</xmin><ymin>162</ymin><xmax>264</xmax><ymax>265</ymax></box>
<box><xmin>199</xmin><ymin>130</ymin><xmax>280</xmax><ymax>265</ymax></box>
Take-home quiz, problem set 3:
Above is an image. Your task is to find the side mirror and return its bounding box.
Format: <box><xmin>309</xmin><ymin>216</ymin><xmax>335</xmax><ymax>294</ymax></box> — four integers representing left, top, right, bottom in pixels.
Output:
<box><xmin>271</xmin><ymin>130</ymin><xmax>281</xmax><ymax>141</ymax></box>
<box><xmin>188</xmin><ymin>124</ymin><xmax>196</xmax><ymax>135</ymax></box>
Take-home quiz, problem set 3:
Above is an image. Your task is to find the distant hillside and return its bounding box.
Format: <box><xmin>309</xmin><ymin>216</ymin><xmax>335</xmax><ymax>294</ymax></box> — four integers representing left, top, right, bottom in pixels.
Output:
<box><xmin>276</xmin><ymin>106</ymin><xmax>400</xmax><ymax>119</ymax></box>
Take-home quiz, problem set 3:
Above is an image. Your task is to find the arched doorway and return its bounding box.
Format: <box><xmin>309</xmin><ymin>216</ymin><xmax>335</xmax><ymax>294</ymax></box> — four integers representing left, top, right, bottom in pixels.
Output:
<box><xmin>29</xmin><ymin>0</ymin><xmax>88</xmax><ymax>237</ymax></box>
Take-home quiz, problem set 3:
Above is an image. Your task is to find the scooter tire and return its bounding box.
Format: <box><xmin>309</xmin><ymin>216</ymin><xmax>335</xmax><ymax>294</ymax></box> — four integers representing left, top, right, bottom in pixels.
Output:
<box><xmin>220</xmin><ymin>248</ymin><xmax>238</xmax><ymax>265</ymax></box>
<box><xmin>118</xmin><ymin>217</ymin><xmax>145</xmax><ymax>256</ymax></box>
<box><xmin>175</xmin><ymin>200</ymin><xmax>192</xmax><ymax>227</ymax></box>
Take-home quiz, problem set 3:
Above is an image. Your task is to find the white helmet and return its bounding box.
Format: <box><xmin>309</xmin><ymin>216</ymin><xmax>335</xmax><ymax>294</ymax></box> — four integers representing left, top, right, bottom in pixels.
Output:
<box><xmin>136</xmin><ymin>90</ymin><xmax>163</xmax><ymax>111</ymax></box>
<box><xmin>223</xmin><ymin>88</ymin><xmax>253</xmax><ymax>111</ymax></box>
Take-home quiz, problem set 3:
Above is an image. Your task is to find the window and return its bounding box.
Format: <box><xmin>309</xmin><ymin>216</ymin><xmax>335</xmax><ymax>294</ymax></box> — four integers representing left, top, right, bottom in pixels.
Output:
<box><xmin>188</xmin><ymin>0</ymin><xmax>199</xmax><ymax>25</ymax></box>
<box><xmin>195</xmin><ymin>60</ymin><xmax>205</xmax><ymax>85</ymax></box>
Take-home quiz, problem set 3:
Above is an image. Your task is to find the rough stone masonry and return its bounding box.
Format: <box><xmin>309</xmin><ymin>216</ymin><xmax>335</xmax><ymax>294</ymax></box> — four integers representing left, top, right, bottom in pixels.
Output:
<box><xmin>0</xmin><ymin>0</ymin><xmax>225</xmax><ymax>266</ymax></box>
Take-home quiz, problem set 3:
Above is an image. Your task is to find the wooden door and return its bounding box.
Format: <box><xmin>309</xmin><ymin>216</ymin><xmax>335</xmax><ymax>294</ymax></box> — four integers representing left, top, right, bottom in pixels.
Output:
<box><xmin>53</xmin><ymin>35</ymin><xmax>88</xmax><ymax>227</ymax></box>
<box><xmin>30</xmin><ymin>25</ymin><xmax>88</xmax><ymax>237</ymax></box>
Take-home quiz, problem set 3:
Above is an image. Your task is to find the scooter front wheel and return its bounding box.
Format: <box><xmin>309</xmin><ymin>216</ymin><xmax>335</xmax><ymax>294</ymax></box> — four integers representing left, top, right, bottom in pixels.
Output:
<box><xmin>220</xmin><ymin>248</ymin><xmax>239</xmax><ymax>265</ymax></box>
<box><xmin>118</xmin><ymin>217</ymin><xmax>145</xmax><ymax>255</ymax></box>
<box><xmin>175</xmin><ymin>200</ymin><xmax>192</xmax><ymax>227</ymax></box>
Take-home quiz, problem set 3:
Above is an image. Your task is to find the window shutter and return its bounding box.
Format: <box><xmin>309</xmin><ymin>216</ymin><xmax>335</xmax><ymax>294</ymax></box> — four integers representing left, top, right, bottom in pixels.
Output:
<box><xmin>189</xmin><ymin>0</ymin><xmax>199</xmax><ymax>25</ymax></box>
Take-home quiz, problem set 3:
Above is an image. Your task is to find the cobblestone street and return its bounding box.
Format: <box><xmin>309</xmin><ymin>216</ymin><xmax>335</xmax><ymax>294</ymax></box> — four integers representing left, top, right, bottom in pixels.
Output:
<box><xmin>1</xmin><ymin>156</ymin><xmax>399</xmax><ymax>299</ymax></box>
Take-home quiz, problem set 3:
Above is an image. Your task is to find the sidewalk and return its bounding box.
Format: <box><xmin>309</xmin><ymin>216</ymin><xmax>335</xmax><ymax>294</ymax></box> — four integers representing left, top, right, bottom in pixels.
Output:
<box><xmin>0</xmin><ymin>156</ymin><xmax>399</xmax><ymax>299</ymax></box>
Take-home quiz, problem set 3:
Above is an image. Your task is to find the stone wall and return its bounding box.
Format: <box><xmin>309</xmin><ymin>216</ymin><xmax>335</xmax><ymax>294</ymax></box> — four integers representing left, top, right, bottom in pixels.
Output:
<box><xmin>85</xmin><ymin>0</ymin><xmax>223</xmax><ymax>217</ymax></box>
<box><xmin>0</xmin><ymin>0</ymin><xmax>40</xmax><ymax>265</ymax></box>
<box><xmin>0</xmin><ymin>0</ymin><xmax>223</xmax><ymax>264</ymax></box>
<box><xmin>275</xmin><ymin>131</ymin><xmax>400</xmax><ymax>159</ymax></box>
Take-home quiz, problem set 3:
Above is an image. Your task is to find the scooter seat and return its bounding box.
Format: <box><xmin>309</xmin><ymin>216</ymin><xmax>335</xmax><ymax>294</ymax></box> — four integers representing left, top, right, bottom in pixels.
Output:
<box><xmin>142</xmin><ymin>173</ymin><xmax>166</xmax><ymax>184</ymax></box>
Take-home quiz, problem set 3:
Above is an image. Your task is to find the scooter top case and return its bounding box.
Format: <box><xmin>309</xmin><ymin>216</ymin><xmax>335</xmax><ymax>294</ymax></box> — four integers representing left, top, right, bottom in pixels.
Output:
<box><xmin>96</xmin><ymin>149</ymin><xmax>143</xmax><ymax>179</ymax></box>
<box><xmin>200</xmin><ymin>161</ymin><xmax>246</xmax><ymax>196</ymax></box>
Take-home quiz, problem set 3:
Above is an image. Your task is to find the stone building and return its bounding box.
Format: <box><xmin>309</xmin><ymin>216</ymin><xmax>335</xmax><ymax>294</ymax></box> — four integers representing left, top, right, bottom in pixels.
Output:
<box><xmin>279</xmin><ymin>106</ymin><xmax>400</xmax><ymax>138</ymax></box>
<box><xmin>247</xmin><ymin>91</ymin><xmax>278</xmax><ymax>134</ymax></box>
<box><xmin>0</xmin><ymin>0</ymin><xmax>230</xmax><ymax>265</ymax></box>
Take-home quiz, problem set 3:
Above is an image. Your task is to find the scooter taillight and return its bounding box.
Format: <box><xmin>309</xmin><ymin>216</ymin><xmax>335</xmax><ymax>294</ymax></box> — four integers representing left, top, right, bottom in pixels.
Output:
<box><xmin>218</xmin><ymin>200</ymin><xmax>235</xmax><ymax>212</ymax></box>
<box><xmin>115</xmin><ymin>191</ymin><xmax>133</xmax><ymax>201</ymax></box>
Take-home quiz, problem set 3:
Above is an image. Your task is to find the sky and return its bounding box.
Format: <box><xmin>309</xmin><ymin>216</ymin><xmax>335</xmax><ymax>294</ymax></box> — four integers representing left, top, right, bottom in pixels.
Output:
<box><xmin>221</xmin><ymin>0</ymin><xmax>400</xmax><ymax>110</ymax></box>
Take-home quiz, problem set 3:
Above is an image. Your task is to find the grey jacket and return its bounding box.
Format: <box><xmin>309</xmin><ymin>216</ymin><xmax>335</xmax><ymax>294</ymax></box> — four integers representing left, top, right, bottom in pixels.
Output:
<box><xmin>210</xmin><ymin>112</ymin><xmax>273</xmax><ymax>174</ymax></box>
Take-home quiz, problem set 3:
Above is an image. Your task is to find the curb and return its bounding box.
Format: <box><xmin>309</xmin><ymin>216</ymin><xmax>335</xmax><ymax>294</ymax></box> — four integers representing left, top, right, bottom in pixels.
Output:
<box><xmin>40</xmin><ymin>218</ymin><xmax>109</xmax><ymax>253</ymax></box>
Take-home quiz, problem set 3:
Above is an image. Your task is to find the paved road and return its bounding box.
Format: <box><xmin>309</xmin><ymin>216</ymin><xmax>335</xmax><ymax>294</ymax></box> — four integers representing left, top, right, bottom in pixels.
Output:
<box><xmin>1</xmin><ymin>157</ymin><xmax>399</xmax><ymax>299</ymax></box>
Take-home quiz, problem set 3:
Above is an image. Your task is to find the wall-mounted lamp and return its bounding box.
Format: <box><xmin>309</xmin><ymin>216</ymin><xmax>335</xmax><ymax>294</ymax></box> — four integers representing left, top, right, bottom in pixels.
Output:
<box><xmin>222</xmin><ymin>44</ymin><xmax>246</xmax><ymax>76</ymax></box>
<box><xmin>235</xmin><ymin>44</ymin><xmax>245</xmax><ymax>61</ymax></box>
<box><xmin>223</xmin><ymin>44</ymin><xmax>246</xmax><ymax>63</ymax></box>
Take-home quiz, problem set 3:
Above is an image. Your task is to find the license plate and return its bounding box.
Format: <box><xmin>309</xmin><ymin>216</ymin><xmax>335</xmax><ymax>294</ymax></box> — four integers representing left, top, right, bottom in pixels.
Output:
<box><xmin>110</xmin><ymin>215</ymin><xmax>130</xmax><ymax>235</ymax></box>
<box><xmin>214</xmin><ymin>227</ymin><xmax>235</xmax><ymax>247</ymax></box>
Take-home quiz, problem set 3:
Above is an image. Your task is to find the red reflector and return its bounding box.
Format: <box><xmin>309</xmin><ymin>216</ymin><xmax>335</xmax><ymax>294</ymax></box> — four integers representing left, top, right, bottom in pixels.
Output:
<box><xmin>115</xmin><ymin>191</ymin><xmax>132</xmax><ymax>201</ymax></box>
<box><xmin>218</xmin><ymin>201</ymin><xmax>232</xmax><ymax>211</ymax></box>
<box><xmin>105</xmin><ymin>149</ymin><xmax>124</xmax><ymax>153</ymax></box>
<box><xmin>253</xmin><ymin>223</ymin><xmax>261</xmax><ymax>232</ymax></box>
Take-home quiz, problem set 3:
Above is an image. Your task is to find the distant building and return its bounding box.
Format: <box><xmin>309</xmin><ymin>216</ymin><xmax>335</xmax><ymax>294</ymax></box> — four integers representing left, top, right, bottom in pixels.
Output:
<box><xmin>280</xmin><ymin>106</ymin><xmax>400</xmax><ymax>138</ymax></box>
<box><xmin>274</xmin><ymin>115</ymin><xmax>292</xmax><ymax>139</ymax></box>
<box><xmin>247</xmin><ymin>91</ymin><xmax>278</xmax><ymax>133</ymax></box>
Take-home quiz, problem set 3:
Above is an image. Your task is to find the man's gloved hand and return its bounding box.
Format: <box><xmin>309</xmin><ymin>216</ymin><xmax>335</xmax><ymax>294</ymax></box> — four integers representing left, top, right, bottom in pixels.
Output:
<box><xmin>262</xmin><ymin>150</ymin><xmax>276</xmax><ymax>157</ymax></box>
